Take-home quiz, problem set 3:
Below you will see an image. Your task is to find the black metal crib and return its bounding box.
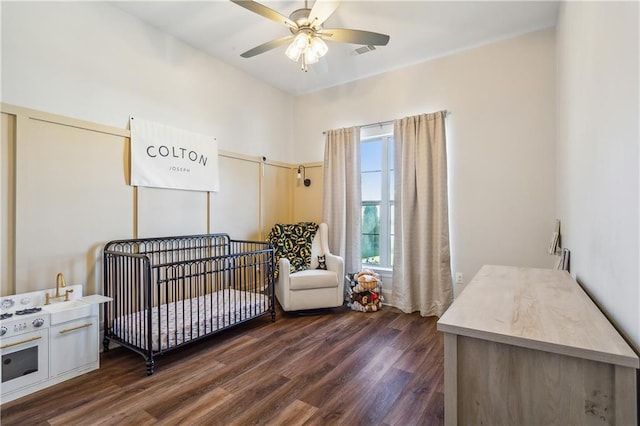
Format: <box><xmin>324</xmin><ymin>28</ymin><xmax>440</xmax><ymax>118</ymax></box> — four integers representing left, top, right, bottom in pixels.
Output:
<box><xmin>103</xmin><ymin>233</ymin><xmax>275</xmax><ymax>375</ymax></box>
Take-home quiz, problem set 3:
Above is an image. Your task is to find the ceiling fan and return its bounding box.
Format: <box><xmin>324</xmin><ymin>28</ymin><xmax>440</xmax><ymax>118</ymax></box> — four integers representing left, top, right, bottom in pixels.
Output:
<box><xmin>230</xmin><ymin>0</ymin><xmax>390</xmax><ymax>72</ymax></box>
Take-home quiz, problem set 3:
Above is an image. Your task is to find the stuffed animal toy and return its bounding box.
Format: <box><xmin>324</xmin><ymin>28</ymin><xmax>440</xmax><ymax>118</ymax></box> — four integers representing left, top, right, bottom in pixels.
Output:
<box><xmin>349</xmin><ymin>298</ymin><xmax>382</xmax><ymax>312</ymax></box>
<box><xmin>348</xmin><ymin>269</ymin><xmax>384</xmax><ymax>312</ymax></box>
<box><xmin>354</xmin><ymin>269</ymin><xmax>378</xmax><ymax>280</ymax></box>
<box><xmin>350</xmin><ymin>290</ymin><xmax>381</xmax><ymax>305</ymax></box>
<box><xmin>316</xmin><ymin>255</ymin><xmax>327</xmax><ymax>270</ymax></box>
<box><xmin>350</xmin><ymin>290</ymin><xmax>372</xmax><ymax>305</ymax></box>
<box><xmin>353</xmin><ymin>273</ymin><xmax>381</xmax><ymax>293</ymax></box>
<box><xmin>349</xmin><ymin>300</ymin><xmax>370</xmax><ymax>312</ymax></box>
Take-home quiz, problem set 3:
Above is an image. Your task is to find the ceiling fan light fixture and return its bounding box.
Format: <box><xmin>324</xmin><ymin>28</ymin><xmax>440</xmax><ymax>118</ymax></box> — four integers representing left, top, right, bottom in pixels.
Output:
<box><xmin>293</xmin><ymin>32</ymin><xmax>309</xmax><ymax>49</ymax></box>
<box><xmin>285</xmin><ymin>32</ymin><xmax>309</xmax><ymax>61</ymax></box>
<box><xmin>285</xmin><ymin>43</ymin><xmax>302</xmax><ymax>61</ymax></box>
<box><xmin>304</xmin><ymin>48</ymin><xmax>319</xmax><ymax>64</ymax></box>
<box><xmin>309</xmin><ymin>36</ymin><xmax>328</xmax><ymax>58</ymax></box>
<box><xmin>285</xmin><ymin>32</ymin><xmax>327</xmax><ymax>70</ymax></box>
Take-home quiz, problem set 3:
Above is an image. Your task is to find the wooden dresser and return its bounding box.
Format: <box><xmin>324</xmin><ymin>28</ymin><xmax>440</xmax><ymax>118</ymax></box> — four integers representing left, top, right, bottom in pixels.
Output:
<box><xmin>437</xmin><ymin>265</ymin><xmax>638</xmax><ymax>425</ymax></box>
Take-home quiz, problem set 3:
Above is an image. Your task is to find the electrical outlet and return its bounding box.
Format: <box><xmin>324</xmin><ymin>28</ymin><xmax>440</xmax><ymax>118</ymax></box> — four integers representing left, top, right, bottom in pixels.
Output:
<box><xmin>455</xmin><ymin>272</ymin><xmax>464</xmax><ymax>284</ymax></box>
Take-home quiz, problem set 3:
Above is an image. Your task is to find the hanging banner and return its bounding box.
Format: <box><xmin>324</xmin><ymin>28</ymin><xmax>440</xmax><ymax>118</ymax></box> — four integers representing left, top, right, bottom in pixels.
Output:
<box><xmin>130</xmin><ymin>116</ymin><xmax>219</xmax><ymax>192</ymax></box>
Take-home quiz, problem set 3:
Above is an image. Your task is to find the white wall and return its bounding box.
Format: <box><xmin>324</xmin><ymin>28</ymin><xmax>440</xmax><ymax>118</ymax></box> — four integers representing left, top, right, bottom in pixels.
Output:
<box><xmin>294</xmin><ymin>29</ymin><xmax>557</xmax><ymax>293</ymax></box>
<box><xmin>0</xmin><ymin>2</ymin><xmax>294</xmax><ymax>162</ymax></box>
<box><xmin>556</xmin><ymin>2</ymin><xmax>639</xmax><ymax>349</ymax></box>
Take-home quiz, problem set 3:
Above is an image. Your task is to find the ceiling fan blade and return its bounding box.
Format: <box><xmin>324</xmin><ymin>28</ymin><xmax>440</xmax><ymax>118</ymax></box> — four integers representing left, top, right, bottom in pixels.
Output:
<box><xmin>240</xmin><ymin>35</ymin><xmax>294</xmax><ymax>58</ymax></box>
<box><xmin>308</xmin><ymin>0</ymin><xmax>341</xmax><ymax>28</ymax></box>
<box><xmin>321</xmin><ymin>28</ymin><xmax>390</xmax><ymax>46</ymax></box>
<box><xmin>231</xmin><ymin>0</ymin><xmax>298</xmax><ymax>30</ymax></box>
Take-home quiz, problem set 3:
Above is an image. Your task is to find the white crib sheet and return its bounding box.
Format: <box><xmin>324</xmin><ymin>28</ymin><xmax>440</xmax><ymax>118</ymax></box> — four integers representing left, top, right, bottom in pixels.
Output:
<box><xmin>113</xmin><ymin>289</ymin><xmax>268</xmax><ymax>351</ymax></box>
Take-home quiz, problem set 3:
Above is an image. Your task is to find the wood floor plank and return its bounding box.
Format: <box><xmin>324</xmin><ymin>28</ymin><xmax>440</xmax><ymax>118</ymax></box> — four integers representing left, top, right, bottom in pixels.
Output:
<box><xmin>63</xmin><ymin>408</ymin><xmax>158</xmax><ymax>426</ymax></box>
<box><xmin>393</xmin><ymin>319</ymin><xmax>442</xmax><ymax>373</ymax></box>
<box><xmin>295</xmin><ymin>319</ymin><xmax>389</xmax><ymax>408</ymax></box>
<box><xmin>136</xmin><ymin>362</ymin><xmax>230</xmax><ymax>419</ymax></box>
<box><xmin>155</xmin><ymin>387</ymin><xmax>234</xmax><ymax>425</ymax></box>
<box><xmin>1</xmin><ymin>382</ymin><xmax>123</xmax><ymax>425</ymax></box>
<box><xmin>386</xmin><ymin>309</ymin><xmax>417</xmax><ymax>330</ymax></box>
<box><xmin>0</xmin><ymin>306</ymin><xmax>444</xmax><ymax>426</ymax></box>
<box><xmin>227</xmin><ymin>364</ymin><xmax>330</xmax><ymax>425</ymax></box>
<box><xmin>340</xmin><ymin>366</ymin><xmax>414</xmax><ymax>425</ymax></box>
<box><xmin>383</xmin><ymin>341</ymin><xmax>445</xmax><ymax>425</ymax></box>
<box><xmin>263</xmin><ymin>399</ymin><xmax>318</xmax><ymax>426</ymax></box>
<box><xmin>197</xmin><ymin>374</ymin><xmax>290</xmax><ymax>424</ymax></box>
<box><xmin>355</xmin><ymin>344</ymin><xmax>404</xmax><ymax>383</ymax></box>
<box><xmin>45</xmin><ymin>384</ymin><xmax>143</xmax><ymax>425</ymax></box>
<box><xmin>272</xmin><ymin>316</ymin><xmax>361</xmax><ymax>379</ymax></box>
<box><xmin>389</xmin><ymin>315</ymin><xmax>433</xmax><ymax>351</ymax></box>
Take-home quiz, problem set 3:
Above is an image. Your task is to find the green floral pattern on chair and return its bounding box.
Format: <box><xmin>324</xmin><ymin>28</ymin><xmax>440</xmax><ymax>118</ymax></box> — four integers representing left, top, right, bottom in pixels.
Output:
<box><xmin>267</xmin><ymin>222</ymin><xmax>319</xmax><ymax>279</ymax></box>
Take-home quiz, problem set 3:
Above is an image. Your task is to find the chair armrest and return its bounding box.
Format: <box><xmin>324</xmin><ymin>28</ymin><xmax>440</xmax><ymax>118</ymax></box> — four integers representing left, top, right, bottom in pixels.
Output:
<box><xmin>325</xmin><ymin>253</ymin><xmax>343</xmax><ymax>276</ymax></box>
<box><xmin>276</xmin><ymin>257</ymin><xmax>292</xmax><ymax>310</ymax></box>
<box><xmin>325</xmin><ymin>253</ymin><xmax>345</xmax><ymax>296</ymax></box>
<box><xmin>318</xmin><ymin>223</ymin><xmax>344</xmax><ymax>288</ymax></box>
<box><xmin>279</xmin><ymin>257</ymin><xmax>291</xmax><ymax>283</ymax></box>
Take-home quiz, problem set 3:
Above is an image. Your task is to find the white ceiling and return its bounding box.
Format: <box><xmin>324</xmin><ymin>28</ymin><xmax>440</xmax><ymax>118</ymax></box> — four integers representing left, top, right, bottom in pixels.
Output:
<box><xmin>112</xmin><ymin>1</ymin><xmax>560</xmax><ymax>96</ymax></box>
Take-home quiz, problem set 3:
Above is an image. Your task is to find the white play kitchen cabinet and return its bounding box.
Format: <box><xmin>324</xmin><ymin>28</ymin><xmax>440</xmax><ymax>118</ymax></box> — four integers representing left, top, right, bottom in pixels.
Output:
<box><xmin>48</xmin><ymin>296</ymin><xmax>100</xmax><ymax>379</ymax></box>
<box><xmin>0</xmin><ymin>285</ymin><xmax>111</xmax><ymax>403</ymax></box>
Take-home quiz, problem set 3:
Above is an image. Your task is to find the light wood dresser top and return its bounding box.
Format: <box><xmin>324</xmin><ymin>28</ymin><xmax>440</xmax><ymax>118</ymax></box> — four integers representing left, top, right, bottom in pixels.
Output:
<box><xmin>438</xmin><ymin>265</ymin><xmax>639</xmax><ymax>368</ymax></box>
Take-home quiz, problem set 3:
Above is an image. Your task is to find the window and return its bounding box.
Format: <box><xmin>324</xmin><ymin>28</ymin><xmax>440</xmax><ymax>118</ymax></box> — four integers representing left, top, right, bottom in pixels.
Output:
<box><xmin>361</xmin><ymin>129</ymin><xmax>394</xmax><ymax>268</ymax></box>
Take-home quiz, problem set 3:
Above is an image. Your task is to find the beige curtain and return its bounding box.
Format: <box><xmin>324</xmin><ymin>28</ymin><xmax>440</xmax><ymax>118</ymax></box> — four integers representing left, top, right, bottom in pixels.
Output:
<box><xmin>322</xmin><ymin>127</ymin><xmax>362</xmax><ymax>276</ymax></box>
<box><xmin>392</xmin><ymin>111</ymin><xmax>453</xmax><ymax>317</ymax></box>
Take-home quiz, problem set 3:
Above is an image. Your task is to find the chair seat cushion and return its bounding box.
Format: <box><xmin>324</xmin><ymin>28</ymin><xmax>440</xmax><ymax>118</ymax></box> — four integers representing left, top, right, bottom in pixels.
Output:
<box><xmin>289</xmin><ymin>269</ymin><xmax>338</xmax><ymax>291</ymax></box>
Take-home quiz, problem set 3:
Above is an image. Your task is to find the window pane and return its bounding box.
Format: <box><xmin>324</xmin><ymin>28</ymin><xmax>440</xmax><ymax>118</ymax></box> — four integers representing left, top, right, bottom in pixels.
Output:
<box><xmin>361</xmin><ymin>204</ymin><xmax>380</xmax><ymax>264</ymax></box>
<box><xmin>362</xmin><ymin>234</ymin><xmax>380</xmax><ymax>265</ymax></box>
<box><xmin>360</xmin><ymin>135</ymin><xmax>393</xmax><ymax>269</ymax></box>
<box><xmin>389</xmin><ymin>205</ymin><xmax>394</xmax><ymax>266</ymax></box>
<box><xmin>388</xmin><ymin>139</ymin><xmax>395</xmax><ymax>202</ymax></box>
<box><xmin>361</xmin><ymin>139</ymin><xmax>381</xmax><ymax>172</ymax></box>
<box><xmin>361</xmin><ymin>171</ymin><xmax>381</xmax><ymax>201</ymax></box>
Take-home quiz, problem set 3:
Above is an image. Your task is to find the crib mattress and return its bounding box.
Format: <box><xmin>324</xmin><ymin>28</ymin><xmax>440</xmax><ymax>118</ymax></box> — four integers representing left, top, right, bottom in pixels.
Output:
<box><xmin>113</xmin><ymin>289</ymin><xmax>268</xmax><ymax>352</ymax></box>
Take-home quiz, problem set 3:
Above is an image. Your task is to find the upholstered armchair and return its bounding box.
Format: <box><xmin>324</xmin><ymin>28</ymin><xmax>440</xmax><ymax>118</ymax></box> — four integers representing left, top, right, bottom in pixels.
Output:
<box><xmin>269</xmin><ymin>222</ymin><xmax>345</xmax><ymax>312</ymax></box>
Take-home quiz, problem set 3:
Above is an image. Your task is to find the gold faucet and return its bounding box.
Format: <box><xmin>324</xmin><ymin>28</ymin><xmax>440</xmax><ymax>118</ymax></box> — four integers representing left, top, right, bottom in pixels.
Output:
<box><xmin>45</xmin><ymin>272</ymin><xmax>74</xmax><ymax>305</ymax></box>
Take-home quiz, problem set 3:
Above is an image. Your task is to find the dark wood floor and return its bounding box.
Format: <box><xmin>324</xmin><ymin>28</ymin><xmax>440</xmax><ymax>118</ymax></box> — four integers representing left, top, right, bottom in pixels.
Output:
<box><xmin>1</xmin><ymin>305</ymin><xmax>444</xmax><ymax>426</ymax></box>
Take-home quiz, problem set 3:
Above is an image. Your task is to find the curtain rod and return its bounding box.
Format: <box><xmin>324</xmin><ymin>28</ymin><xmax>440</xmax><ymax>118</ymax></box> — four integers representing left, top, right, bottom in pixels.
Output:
<box><xmin>322</xmin><ymin>110</ymin><xmax>449</xmax><ymax>135</ymax></box>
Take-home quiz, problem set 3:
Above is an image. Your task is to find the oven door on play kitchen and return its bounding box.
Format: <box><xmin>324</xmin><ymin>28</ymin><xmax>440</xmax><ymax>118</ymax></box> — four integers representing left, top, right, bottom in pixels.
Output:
<box><xmin>1</xmin><ymin>328</ymin><xmax>49</xmax><ymax>394</ymax></box>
